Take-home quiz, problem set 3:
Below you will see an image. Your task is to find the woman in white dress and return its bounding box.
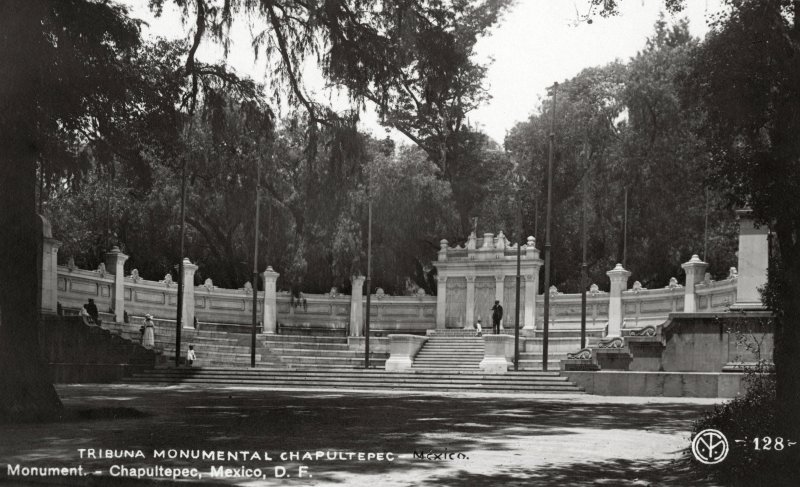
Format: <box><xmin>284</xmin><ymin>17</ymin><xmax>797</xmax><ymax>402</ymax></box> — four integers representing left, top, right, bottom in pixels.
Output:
<box><xmin>142</xmin><ymin>314</ymin><xmax>155</xmax><ymax>349</ymax></box>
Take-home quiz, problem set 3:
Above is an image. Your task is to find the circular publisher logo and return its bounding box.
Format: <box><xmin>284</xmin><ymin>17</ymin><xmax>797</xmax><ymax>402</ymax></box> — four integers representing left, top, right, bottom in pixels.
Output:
<box><xmin>692</xmin><ymin>429</ymin><xmax>729</xmax><ymax>464</ymax></box>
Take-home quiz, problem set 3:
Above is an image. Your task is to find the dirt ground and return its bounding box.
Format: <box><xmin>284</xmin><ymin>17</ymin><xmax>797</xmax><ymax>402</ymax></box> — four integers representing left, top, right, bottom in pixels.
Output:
<box><xmin>0</xmin><ymin>384</ymin><xmax>726</xmax><ymax>486</ymax></box>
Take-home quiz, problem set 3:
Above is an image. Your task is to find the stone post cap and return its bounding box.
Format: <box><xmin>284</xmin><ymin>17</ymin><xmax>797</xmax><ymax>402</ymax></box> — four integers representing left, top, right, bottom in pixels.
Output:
<box><xmin>606</xmin><ymin>263</ymin><xmax>631</xmax><ymax>277</ymax></box>
<box><xmin>681</xmin><ymin>254</ymin><xmax>708</xmax><ymax>269</ymax></box>
<box><xmin>105</xmin><ymin>246</ymin><xmax>128</xmax><ymax>260</ymax></box>
<box><xmin>180</xmin><ymin>258</ymin><xmax>198</xmax><ymax>271</ymax></box>
<box><xmin>262</xmin><ymin>266</ymin><xmax>280</xmax><ymax>278</ymax></box>
<box><xmin>526</xmin><ymin>236</ymin><xmax>535</xmax><ymax>247</ymax></box>
<box><xmin>439</xmin><ymin>239</ymin><xmax>448</xmax><ymax>249</ymax></box>
<box><xmin>351</xmin><ymin>274</ymin><xmax>366</xmax><ymax>282</ymax></box>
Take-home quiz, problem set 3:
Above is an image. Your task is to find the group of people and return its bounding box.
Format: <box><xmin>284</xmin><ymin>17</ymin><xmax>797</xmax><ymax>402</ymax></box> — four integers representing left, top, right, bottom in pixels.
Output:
<box><xmin>139</xmin><ymin>314</ymin><xmax>196</xmax><ymax>365</ymax></box>
<box><xmin>79</xmin><ymin>300</ymin><xmax>197</xmax><ymax>366</ymax></box>
<box><xmin>475</xmin><ymin>300</ymin><xmax>504</xmax><ymax>336</ymax></box>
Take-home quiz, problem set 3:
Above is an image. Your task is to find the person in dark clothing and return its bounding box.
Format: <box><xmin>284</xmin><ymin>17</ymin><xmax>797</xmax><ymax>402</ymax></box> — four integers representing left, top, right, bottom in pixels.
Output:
<box><xmin>491</xmin><ymin>300</ymin><xmax>503</xmax><ymax>334</ymax></box>
<box><xmin>85</xmin><ymin>298</ymin><xmax>99</xmax><ymax>325</ymax></box>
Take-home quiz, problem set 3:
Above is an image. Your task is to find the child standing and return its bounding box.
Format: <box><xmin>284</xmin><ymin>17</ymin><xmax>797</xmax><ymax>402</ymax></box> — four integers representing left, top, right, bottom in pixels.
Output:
<box><xmin>187</xmin><ymin>345</ymin><xmax>196</xmax><ymax>367</ymax></box>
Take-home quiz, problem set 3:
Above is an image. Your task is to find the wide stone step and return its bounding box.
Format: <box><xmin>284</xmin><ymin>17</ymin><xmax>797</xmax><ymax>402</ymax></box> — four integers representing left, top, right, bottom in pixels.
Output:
<box><xmin>140</xmin><ymin>367</ymin><xmax>565</xmax><ymax>377</ymax></box>
<box><xmin>125</xmin><ymin>372</ymin><xmax>582</xmax><ymax>388</ymax></box>
<box><xmin>127</xmin><ymin>374</ymin><xmax>579</xmax><ymax>387</ymax></box>
<box><xmin>264</xmin><ymin>344</ymin><xmax>351</xmax><ymax>352</ymax></box>
<box><xmin>125</xmin><ymin>379</ymin><xmax>582</xmax><ymax>393</ymax></box>
<box><xmin>415</xmin><ymin>352</ymin><xmax>483</xmax><ymax>356</ymax></box>
<box><xmin>263</xmin><ymin>348</ymin><xmax>375</xmax><ymax>356</ymax></box>
<box><xmin>277</xmin><ymin>356</ymin><xmax>387</xmax><ymax>365</ymax></box>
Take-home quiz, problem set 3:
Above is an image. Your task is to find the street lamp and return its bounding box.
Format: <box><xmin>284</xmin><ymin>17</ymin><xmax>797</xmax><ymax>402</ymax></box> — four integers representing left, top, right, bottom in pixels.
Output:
<box><xmin>513</xmin><ymin>162</ymin><xmax>524</xmax><ymax>371</ymax></box>
<box><xmin>542</xmin><ymin>82</ymin><xmax>557</xmax><ymax>371</ymax></box>
<box><xmin>174</xmin><ymin>156</ymin><xmax>187</xmax><ymax>367</ymax></box>
<box><xmin>580</xmin><ymin>140</ymin><xmax>589</xmax><ymax>350</ymax></box>
<box><xmin>364</xmin><ymin>194</ymin><xmax>373</xmax><ymax>368</ymax></box>
<box><xmin>251</xmin><ymin>152</ymin><xmax>261</xmax><ymax>368</ymax></box>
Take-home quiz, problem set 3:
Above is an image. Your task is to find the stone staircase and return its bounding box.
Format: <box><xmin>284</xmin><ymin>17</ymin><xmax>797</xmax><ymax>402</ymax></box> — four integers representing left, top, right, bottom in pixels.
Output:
<box><xmin>261</xmin><ymin>335</ymin><xmax>388</xmax><ymax>369</ymax></box>
<box><xmin>123</xmin><ymin>368</ymin><xmax>584</xmax><ymax>394</ymax></box>
<box><xmin>412</xmin><ymin>334</ymin><xmax>484</xmax><ymax>370</ymax></box>
<box><xmin>100</xmin><ymin>320</ymin><xmax>262</xmax><ymax>367</ymax></box>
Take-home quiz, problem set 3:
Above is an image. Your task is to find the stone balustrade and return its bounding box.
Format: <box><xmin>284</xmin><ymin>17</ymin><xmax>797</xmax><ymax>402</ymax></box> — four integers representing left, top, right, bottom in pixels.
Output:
<box><xmin>384</xmin><ymin>334</ymin><xmax>428</xmax><ymax>371</ymax></box>
<box><xmin>42</xmin><ymin>212</ymin><xmax>765</xmax><ymax>342</ymax></box>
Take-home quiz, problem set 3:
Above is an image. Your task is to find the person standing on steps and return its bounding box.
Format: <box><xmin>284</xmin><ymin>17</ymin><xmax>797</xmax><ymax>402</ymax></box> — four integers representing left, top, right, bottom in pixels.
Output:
<box><xmin>475</xmin><ymin>318</ymin><xmax>483</xmax><ymax>337</ymax></box>
<box><xmin>491</xmin><ymin>300</ymin><xmax>503</xmax><ymax>335</ymax></box>
<box><xmin>186</xmin><ymin>345</ymin><xmax>196</xmax><ymax>367</ymax></box>
<box><xmin>141</xmin><ymin>314</ymin><xmax>155</xmax><ymax>349</ymax></box>
<box><xmin>85</xmin><ymin>298</ymin><xmax>99</xmax><ymax>325</ymax></box>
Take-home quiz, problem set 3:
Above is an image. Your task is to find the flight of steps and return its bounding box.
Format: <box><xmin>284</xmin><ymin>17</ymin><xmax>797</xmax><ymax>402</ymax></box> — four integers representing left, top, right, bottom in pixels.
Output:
<box><xmin>100</xmin><ymin>320</ymin><xmax>263</xmax><ymax>367</ymax></box>
<box><xmin>412</xmin><ymin>333</ymin><xmax>484</xmax><ymax>370</ymax></box>
<box><xmin>123</xmin><ymin>368</ymin><xmax>584</xmax><ymax>394</ymax></box>
<box><xmin>261</xmin><ymin>335</ymin><xmax>388</xmax><ymax>369</ymax></box>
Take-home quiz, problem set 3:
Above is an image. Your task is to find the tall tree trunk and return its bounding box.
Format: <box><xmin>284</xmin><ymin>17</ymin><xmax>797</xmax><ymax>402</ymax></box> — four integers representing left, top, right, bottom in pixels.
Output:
<box><xmin>773</xmin><ymin>222</ymin><xmax>800</xmax><ymax>443</ymax></box>
<box><xmin>0</xmin><ymin>0</ymin><xmax>63</xmax><ymax>423</ymax></box>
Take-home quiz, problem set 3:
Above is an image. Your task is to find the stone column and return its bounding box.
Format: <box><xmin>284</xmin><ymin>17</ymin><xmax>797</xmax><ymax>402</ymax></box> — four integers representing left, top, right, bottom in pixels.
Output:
<box><xmin>104</xmin><ymin>246</ymin><xmax>129</xmax><ymax>323</ymax></box>
<box><xmin>681</xmin><ymin>254</ymin><xmax>708</xmax><ymax>313</ymax></box>
<box><xmin>38</xmin><ymin>216</ymin><xmax>61</xmax><ymax>315</ymax></box>
<box><xmin>465</xmin><ymin>275</ymin><xmax>476</xmax><ymax>328</ymax></box>
<box><xmin>262</xmin><ymin>266</ymin><xmax>280</xmax><ymax>334</ymax></box>
<box><xmin>523</xmin><ymin>273</ymin><xmax>537</xmax><ymax>330</ymax></box>
<box><xmin>732</xmin><ymin>208</ymin><xmax>769</xmax><ymax>309</ymax></box>
<box><xmin>606</xmin><ymin>263</ymin><xmax>631</xmax><ymax>337</ymax></box>
<box><xmin>349</xmin><ymin>275</ymin><xmax>365</xmax><ymax>336</ymax></box>
<box><xmin>494</xmin><ymin>274</ymin><xmax>504</xmax><ymax>329</ymax></box>
<box><xmin>435</xmin><ymin>275</ymin><xmax>447</xmax><ymax>329</ymax></box>
<box><xmin>180</xmin><ymin>258</ymin><xmax>198</xmax><ymax>329</ymax></box>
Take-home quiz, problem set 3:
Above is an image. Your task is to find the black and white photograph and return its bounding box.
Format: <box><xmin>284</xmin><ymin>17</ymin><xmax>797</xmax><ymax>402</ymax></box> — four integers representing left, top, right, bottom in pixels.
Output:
<box><xmin>1</xmin><ymin>0</ymin><xmax>798</xmax><ymax>485</ymax></box>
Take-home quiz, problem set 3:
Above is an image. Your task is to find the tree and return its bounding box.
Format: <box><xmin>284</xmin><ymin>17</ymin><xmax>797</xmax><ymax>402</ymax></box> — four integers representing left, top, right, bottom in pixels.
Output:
<box><xmin>504</xmin><ymin>19</ymin><xmax>736</xmax><ymax>293</ymax></box>
<box><xmin>0</xmin><ymin>0</ymin><xmax>145</xmax><ymax>422</ymax></box>
<box><xmin>684</xmin><ymin>0</ymin><xmax>800</xmax><ymax>444</ymax></box>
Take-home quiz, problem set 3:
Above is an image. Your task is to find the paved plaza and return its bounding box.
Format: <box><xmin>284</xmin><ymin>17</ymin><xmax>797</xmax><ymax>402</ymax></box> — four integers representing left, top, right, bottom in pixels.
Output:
<box><xmin>0</xmin><ymin>385</ymin><xmax>723</xmax><ymax>486</ymax></box>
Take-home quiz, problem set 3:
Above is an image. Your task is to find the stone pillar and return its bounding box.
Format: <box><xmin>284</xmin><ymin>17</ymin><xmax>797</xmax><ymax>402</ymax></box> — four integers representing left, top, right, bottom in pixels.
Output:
<box><xmin>435</xmin><ymin>275</ymin><xmax>447</xmax><ymax>329</ymax></box>
<box><xmin>681</xmin><ymin>254</ymin><xmax>708</xmax><ymax>313</ymax></box>
<box><xmin>180</xmin><ymin>258</ymin><xmax>198</xmax><ymax>329</ymax></box>
<box><xmin>479</xmin><ymin>335</ymin><xmax>514</xmax><ymax>374</ymax></box>
<box><xmin>262</xmin><ymin>266</ymin><xmax>280</xmax><ymax>334</ymax></box>
<box><xmin>732</xmin><ymin>208</ymin><xmax>769</xmax><ymax>309</ymax></box>
<box><xmin>606</xmin><ymin>263</ymin><xmax>631</xmax><ymax>337</ymax></box>
<box><xmin>104</xmin><ymin>246</ymin><xmax>129</xmax><ymax>323</ymax></box>
<box><xmin>523</xmin><ymin>273</ymin><xmax>537</xmax><ymax>330</ymax></box>
<box><xmin>38</xmin><ymin>216</ymin><xmax>61</xmax><ymax>315</ymax></box>
<box><xmin>494</xmin><ymin>274</ymin><xmax>504</xmax><ymax>329</ymax></box>
<box><xmin>465</xmin><ymin>275</ymin><xmax>476</xmax><ymax>328</ymax></box>
<box><xmin>349</xmin><ymin>275</ymin><xmax>365</xmax><ymax>336</ymax></box>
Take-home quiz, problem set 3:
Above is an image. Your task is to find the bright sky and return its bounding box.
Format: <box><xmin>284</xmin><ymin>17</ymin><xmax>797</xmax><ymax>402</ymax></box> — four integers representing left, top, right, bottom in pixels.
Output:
<box><xmin>128</xmin><ymin>0</ymin><xmax>725</xmax><ymax>145</ymax></box>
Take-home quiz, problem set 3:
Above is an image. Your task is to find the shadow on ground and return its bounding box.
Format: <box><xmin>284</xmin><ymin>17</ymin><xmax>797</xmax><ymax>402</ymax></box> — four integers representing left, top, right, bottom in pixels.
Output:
<box><xmin>0</xmin><ymin>385</ymin><xmax>719</xmax><ymax>486</ymax></box>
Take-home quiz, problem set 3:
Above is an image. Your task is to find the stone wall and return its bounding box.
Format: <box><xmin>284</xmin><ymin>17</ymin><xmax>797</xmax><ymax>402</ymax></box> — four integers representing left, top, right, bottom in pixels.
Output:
<box><xmin>41</xmin><ymin>315</ymin><xmax>158</xmax><ymax>383</ymax></box>
<box><xmin>52</xmin><ymin>256</ymin><xmax>741</xmax><ymax>337</ymax></box>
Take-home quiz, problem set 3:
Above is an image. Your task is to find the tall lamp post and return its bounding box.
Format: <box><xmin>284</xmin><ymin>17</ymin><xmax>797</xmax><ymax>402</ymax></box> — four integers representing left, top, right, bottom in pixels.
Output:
<box><xmin>364</xmin><ymin>197</ymin><xmax>373</xmax><ymax>368</ymax></box>
<box><xmin>174</xmin><ymin>157</ymin><xmax>187</xmax><ymax>367</ymax></box>
<box><xmin>251</xmin><ymin>153</ymin><xmax>261</xmax><ymax>368</ymax></box>
<box><xmin>542</xmin><ymin>82</ymin><xmax>557</xmax><ymax>371</ymax></box>
<box><xmin>513</xmin><ymin>166</ymin><xmax>523</xmax><ymax>371</ymax></box>
<box><xmin>580</xmin><ymin>141</ymin><xmax>589</xmax><ymax>350</ymax></box>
